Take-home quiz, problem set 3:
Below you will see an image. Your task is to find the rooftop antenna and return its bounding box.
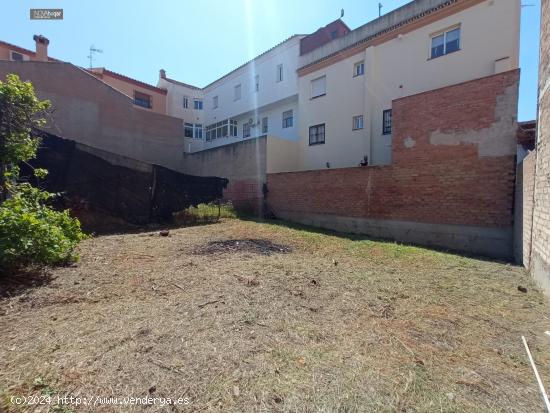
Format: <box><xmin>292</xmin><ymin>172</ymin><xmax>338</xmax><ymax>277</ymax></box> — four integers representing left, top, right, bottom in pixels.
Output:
<box><xmin>87</xmin><ymin>45</ymin><xmax>103</xmax><ymax>69</ymax></box>
<box><xmin>340</xmin><ymin>8</ymin><xmax>344</xmax><ymax>18</ymax></box>
<box><xmin>378</xmin><ymin>2</ymin><xmax>383</xmax><ymax>17</ymax></box>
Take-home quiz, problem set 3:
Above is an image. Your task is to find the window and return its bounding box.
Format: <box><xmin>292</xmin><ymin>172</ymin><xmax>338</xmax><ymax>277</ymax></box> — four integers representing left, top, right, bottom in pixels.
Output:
<box><xmin>234</xmin><ymin>84</ymin><xmax>241</xmax><ymax>101</ymax></box>
<box><xmin>10</xmin><ymin>51</ymin><xmax>24</xmax><ymax>61</ymax></box>
<box><xmin>354</xmin><ymin>61</ymin><xmax>365</xmax><ymax>77</ymax></box>
<box><xmin>255</xmin><ymin>75</ymin><xmax>260</xmax><ymax>92</ymax></box>
<box><xmin>183</xmin><ymin>96</ymin><xmax>189</xmax><ymax>109</ymax></box>
<box><xmin>276</xmin><ymin>64</ymin><xmax>283</xmax><ymax>82</ymax></box>
<box><xmin>330</xmin><ymin>30</ymin><xmax>338</xmax><ymax>39</ymax></box>
<box><xmin>206</xmin><ymin>119</ymin><xmax>238</xmax><ymax>141</ymax></box>
<box><xmin>194</xmin><ymin>124</ymin><xmax>203</xmax><ymax>139</ymax></box>
<box><xmin>194</xmin><ymin>99</ymin><xmax>203</xmax><ymax>110</ymax></box>
<box><xmin>282</xmin><ymin>110</ymin><xmax>293</xmax><ymax>128</ymax></box>
<box><xmin>383</xmin><ymin>109</ymin><xmax>392</xmax><ymax>135</ymax></box>
<box><xmin>134</xmin><ymin>91</ymin><xmax>151</xmax><ymax>109</ymax></box>
<box><xmin>213</xmin><ymin>95</ymin><xmax>218</xmax><ymax>109</ymax></box>
<box><xmin>184</xmin><ymin>122</ymin><xmax>194</xmax><ymax>138</ymax></box>
<box><xmin>431</xmin><ymin>27</ymin><xmax>460</xmax><ymax>59</ymax></box>
<box><xmin>311</xmin><ymin>76</ymin><xmax>326</xmax><ymax>99</ymax></box>
<box><xmin>353</xmin><ymin>115</ymin><xmax>364</xmax><ymax>130</ymax></box>
<box><xmin>309</xmin><ymin>124</ymin><xmax>325</xmax><ymax>146</ymax></box>
<box><xmin>261</xmin><ymin>117</ymin><xmax>268</xmax><ymax>134</ymax></box>
<box><xmin>243</xmin><ymin>122</ymin><xmax>251</xmax><ymax>138</ymax></box>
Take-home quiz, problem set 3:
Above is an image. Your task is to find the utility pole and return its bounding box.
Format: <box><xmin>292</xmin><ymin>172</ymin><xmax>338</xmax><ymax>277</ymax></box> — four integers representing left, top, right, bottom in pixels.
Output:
<box><xmin>87</xmin><ymin>45</ymin><xmax>103</xmax><ymax>69</ymax></box>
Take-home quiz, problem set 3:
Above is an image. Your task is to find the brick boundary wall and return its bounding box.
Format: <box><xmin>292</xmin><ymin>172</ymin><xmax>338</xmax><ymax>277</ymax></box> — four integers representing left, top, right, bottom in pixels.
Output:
<box><xmin>515</xmin><ymin>151</ymin><xmax>536</xmax><ymax>265</ymax></box>
<box><xmin>267</xmin><ymin>70</ymin><xmax>519</xmax><ymax>259</ymax></box>
<box><xmin>530</xmin><ymin>0</ymin><xmax>550</xmax><ymax>291</ymax></box>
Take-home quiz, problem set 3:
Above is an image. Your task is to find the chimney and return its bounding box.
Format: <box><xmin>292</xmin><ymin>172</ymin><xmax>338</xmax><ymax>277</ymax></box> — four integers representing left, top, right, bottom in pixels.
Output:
<box><xmin>159</xmin><ymin>69</ymin><xmax>166</xmax><ymax>79</ymax></box>
<box><xmin>33</xmin><ymin>34</ymin><xmax>49</xmax><ymax>62</ymax></box>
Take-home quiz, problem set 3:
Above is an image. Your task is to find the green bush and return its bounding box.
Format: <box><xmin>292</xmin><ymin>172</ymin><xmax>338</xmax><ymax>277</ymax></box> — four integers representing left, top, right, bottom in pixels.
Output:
<box><xmin>0</xmin><ymin>184</ymin><xmax>87</xmax><ymax>270</ymax></box>
<box><xmin>173</xmin><ymin>202</ymin><xmax>237</xmax><ymax>225</ymax></box>
<box><xmin>0</xmin><ymin>74</ymin><xmax>87</xmax><ymax>272</ymax></box>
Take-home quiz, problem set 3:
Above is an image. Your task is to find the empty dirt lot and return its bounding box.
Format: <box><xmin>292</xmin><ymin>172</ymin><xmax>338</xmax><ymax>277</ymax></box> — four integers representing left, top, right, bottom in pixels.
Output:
<box><xmin>1</xmin><ymin>219</ymin><xmax>550</xmax><ymax>412</ymax></box>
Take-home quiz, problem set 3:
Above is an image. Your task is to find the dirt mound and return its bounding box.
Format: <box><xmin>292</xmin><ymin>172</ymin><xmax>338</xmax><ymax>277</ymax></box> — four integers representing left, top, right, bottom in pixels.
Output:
<box><xmin>195</xmin><ymin>238</ymin><xmax>292</xmax><ymax>256</ymax></box>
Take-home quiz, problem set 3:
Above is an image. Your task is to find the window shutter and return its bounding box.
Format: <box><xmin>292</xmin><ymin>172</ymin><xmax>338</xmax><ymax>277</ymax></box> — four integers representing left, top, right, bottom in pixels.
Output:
<box><xmin>311</xmin><ymin>76</ymin><xmax>326</xmax><ymax>98</ymax></box>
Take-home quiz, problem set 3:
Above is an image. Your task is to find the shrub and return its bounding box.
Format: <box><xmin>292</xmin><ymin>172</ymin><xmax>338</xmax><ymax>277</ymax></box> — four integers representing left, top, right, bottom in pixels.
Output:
<box><xmin>173</xmin><ymin>202</ymin><xmax>237</xmax><ymax>225</ymax></box>
<box><xmin>0</xmin><ymin>74</ymin><xmax>87</xmax><ymax>272</ymax></box>
<box><xmin>0</xmin><ymin>184</ymin><xmax>87</xmax><ymax>270</ymax></box>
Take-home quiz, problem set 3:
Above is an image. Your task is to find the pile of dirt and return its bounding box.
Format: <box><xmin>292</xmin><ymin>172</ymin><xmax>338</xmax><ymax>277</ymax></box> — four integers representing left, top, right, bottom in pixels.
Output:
<box><xmin>195</xmin><ymin>238</ymin><xmax>292</xmax><ymax>256</ymax></box>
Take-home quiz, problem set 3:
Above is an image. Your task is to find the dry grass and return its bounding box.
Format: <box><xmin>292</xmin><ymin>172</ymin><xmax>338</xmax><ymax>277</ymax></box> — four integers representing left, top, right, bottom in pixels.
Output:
<box><xmin>1</xmin><ymin>219</ymin><xmax>549</xmax><ymax>412</ymax></box>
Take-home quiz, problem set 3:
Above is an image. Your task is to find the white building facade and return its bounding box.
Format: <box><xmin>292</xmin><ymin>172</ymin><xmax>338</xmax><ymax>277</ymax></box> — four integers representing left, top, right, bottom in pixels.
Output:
<box><xmin>158</xmin><ymin>36</ymin><xmax>304</xmax><ymax>154</ymax></box>
<box><xmin>296</xmin><ymin>0</ymin><xmax>520</xmax><ymax>170</ymax></box>
<box><xmin>159</xmin><ymin>0</ymin><xmax>520</xmax><ymax>172</ymax></box>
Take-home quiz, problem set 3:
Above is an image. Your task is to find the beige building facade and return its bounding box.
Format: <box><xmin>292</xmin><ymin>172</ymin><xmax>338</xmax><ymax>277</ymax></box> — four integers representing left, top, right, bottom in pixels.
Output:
<box><xmin>294</xmin><ymin>0</ymin><xmax>520</xmax><ymax>171</ymax></box>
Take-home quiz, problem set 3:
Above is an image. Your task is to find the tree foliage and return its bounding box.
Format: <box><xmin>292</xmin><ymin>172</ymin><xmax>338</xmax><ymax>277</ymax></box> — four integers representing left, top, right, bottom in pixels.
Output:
<box><xmin>0</xmin><ymin>74</ymin><xmax>86</xmax><ymax>271</ymax></box>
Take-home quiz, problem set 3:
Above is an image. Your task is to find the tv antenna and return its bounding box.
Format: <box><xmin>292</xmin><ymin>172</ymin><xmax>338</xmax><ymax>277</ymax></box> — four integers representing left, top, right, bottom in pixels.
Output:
<box><xmin>378</xmin><ymin>3</ymin><xmax>383</xmax><ymax>17</ymax></box>
<box><xmin>87</xmin><ymin>45</ymin><xmax>103</xmax><ymax>69</ymax></box>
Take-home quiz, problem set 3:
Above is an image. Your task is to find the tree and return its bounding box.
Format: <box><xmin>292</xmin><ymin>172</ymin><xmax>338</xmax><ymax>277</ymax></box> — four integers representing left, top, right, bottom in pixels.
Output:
<box><xmin>0</xmin><ymin>74</ymin><xmax>86</xmax><ymax>271</ymax></box>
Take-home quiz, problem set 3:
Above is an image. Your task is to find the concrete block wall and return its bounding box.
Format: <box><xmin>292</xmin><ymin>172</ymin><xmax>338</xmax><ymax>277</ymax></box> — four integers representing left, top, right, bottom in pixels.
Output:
<box><xmin>530</xmin><ymin>0</ymin><xmax>550</xmax><ymax>290</ymax></box>
<box><xmin>0</xmin><ymin>61</ymin><xmax>268</xmax><ymax>214</ymax></box>
<box><xmin>267</xmin><ymin>70</ymin><xmax>519</xmax><ymax>259</ymax></box>
<box><xmin>179</xmin><ymin>137</ymin><xmax>267</xmax><ymax>212</ymax></box>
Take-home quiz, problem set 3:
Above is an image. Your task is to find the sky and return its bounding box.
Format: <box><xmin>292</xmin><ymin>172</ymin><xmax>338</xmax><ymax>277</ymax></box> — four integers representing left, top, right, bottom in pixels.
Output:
<box><xmin>0</xmin><ymin>0</ymin><xmax>541</xmax><ymax>121</ymax></box>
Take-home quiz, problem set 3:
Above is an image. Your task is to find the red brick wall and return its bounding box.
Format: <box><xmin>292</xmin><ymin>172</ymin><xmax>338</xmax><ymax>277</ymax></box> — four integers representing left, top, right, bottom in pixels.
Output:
<box><xmin>223</xmin><ymin>179</ymin><xmax>263</xmax><ymax>212</ymax></box>
<box><xmin>300</xmin><ymin>20</ymin><xmax>350</xmax><ymax>56</ymax></box>
<box><xmin>267</xmin><ymin>70</ymin><xmax>519</xmax><ymax>230</ymax></box>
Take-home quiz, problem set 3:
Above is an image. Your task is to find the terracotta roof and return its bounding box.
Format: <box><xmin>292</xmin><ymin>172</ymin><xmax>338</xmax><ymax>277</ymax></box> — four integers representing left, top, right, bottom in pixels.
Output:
<box><xmin>88</xmin><ymin>67</ymin><xmax>167</xmax><ymax>95</ymax></box>
<box><xmin>0</xmin><ymin>39</ymin><xmax>60</xmax><ymax>62</ymax></box>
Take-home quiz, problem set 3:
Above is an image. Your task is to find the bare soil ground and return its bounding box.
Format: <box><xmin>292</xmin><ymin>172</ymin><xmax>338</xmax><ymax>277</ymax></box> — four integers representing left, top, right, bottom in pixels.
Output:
<box><xmin>1</xmin><ymin>219</ymin><xmax>550</xmax><ymax>413</ymax></box>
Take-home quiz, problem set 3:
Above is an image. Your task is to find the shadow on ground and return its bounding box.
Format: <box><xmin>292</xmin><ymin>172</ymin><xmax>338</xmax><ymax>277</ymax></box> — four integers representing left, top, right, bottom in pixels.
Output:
<box><xmin>0</xmin><ymin>268</ymin><xmax>54</xmax><ymax>300</ymax></box>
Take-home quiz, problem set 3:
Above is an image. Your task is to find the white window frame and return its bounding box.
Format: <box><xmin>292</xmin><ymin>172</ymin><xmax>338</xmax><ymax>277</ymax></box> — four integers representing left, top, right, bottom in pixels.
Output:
<box><xmin>183</xmin><ymin>96</ymin><xmax>189</xmax><ymax>109</ymax></box>
<box><xmin>353</xmin><ymin>115</ymin><xmax>364</xmax><ymax>130</ymax></box>
<box><xmin>430</xmin><ymin>25</ymin><xmax>461</xmax><ymax>59</ymax></box>
<box><xmin>213</xmin><ymin>95</ymin><xmax>218</xmax><ymax>109</ymax></box>
<box><xmin>194</xmin><ymin>124</ymin><xmax>203</xmax><ymax>139</ymax></box>
<box><xmin>311</xmin><ymin>75</ymin><xmax>326</xmax><ymax>99</ymax></box>
<box><xmin>184</xmin><ymin>122</ymin><xmax>194</xmax><ymax>138</ymax></box>
<box><xmin>276</xmin><ymin>64</ymin><xmax>283</xmax><ymax>82</ymax></box>
<box><xmin>354</xmin><ymin>61</ymin><xmax>365</xmax><ymax>77</ymax></box>
<box><xmin>234</xmin><ymin>84</ymin><xmax>241</xmax><ymax>101</ymax></box>
<box><xmin>243</xmin><ymin>122</ymin><xmax>251</xmax><ymax>138</ymax></box>
<box><xmin>193</xmin><ymin>99</ymin><xmax>203</xmax><ymax>110</ymax></box>
<box><xmin>261</xmin><ymin>116</ymin><xmax>268</xmax><ymax>134</ymax></box>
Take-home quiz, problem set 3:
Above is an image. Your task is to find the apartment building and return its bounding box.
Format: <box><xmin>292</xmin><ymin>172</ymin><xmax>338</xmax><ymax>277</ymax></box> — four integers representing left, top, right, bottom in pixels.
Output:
<box><xmin>296</xmin><ymin>0</ymin><xmax>520</xmax><ymax>170</ymax></box>
<box><xmin>158</xmin><ymin>35</ymin><xmax>305</xmax><ymax>153</ymax></box>
<box><xmin>158</xmin><ymin>0</ymin><xmax>519</xmax><ymax>173</ymax></box>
